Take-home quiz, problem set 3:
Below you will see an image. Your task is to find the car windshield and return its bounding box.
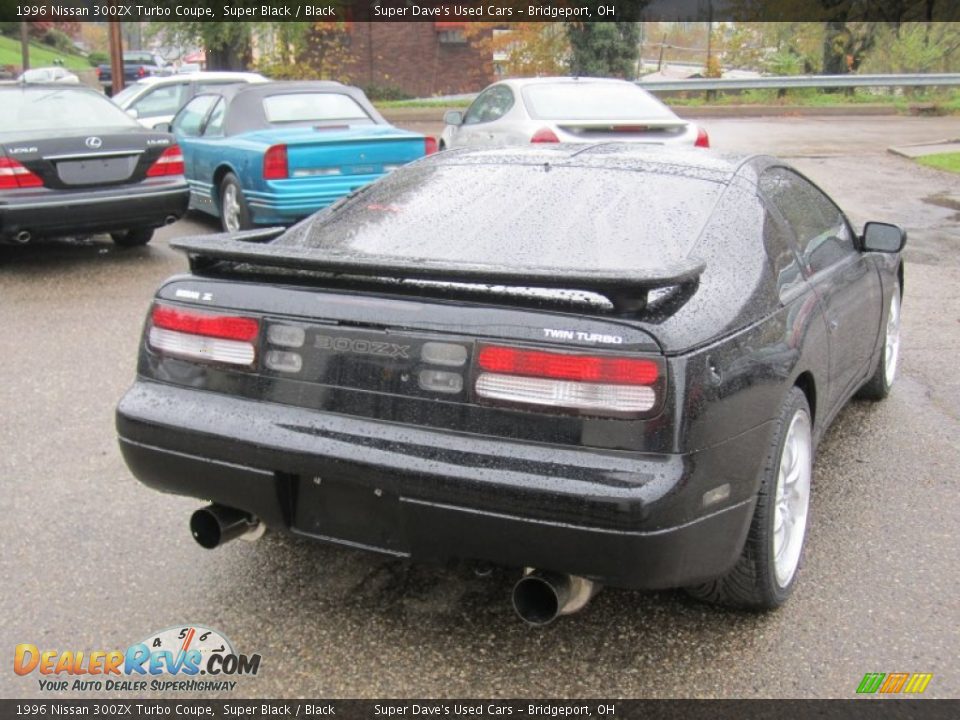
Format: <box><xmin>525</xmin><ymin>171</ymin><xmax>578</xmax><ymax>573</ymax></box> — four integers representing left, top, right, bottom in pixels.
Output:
<box><xmin>2</xmin><ymin>88</ymin><xmax>141</xmax><ymax>134</ymax></box>
<box><xmin>111</xmin><ymin>82</ymin><xmax>147</xmax><ymax>105</ymax></box>
<box><xmin>277</xmin><ymin>163</ymin><xmax>722</xmax><ymax>271</ymax></box>
<box><xmin>125</xmin><ymin>52</ymin><xmax>158</xmax><ymax>65</ymax></box>
<box><xmin>262</xmin><ymin>93</ymin><xmax>372</xmax><ymax>125</ymax></box>
<box><xmin>522</xmin><ymin>83</ymin><xmax>676</xmax><ymax>121</ymax></box>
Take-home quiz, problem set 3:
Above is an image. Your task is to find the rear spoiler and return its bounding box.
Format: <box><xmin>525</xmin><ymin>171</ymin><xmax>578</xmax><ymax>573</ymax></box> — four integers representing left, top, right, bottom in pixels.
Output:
<box><xmin>171</xmin><ymin>228</ymin><xmax>705</xmax><ymax>315</ymax></box>
<box><xmin>558</xmin><ymin>119</ymin><xmax>688</xmax><ymax>129</ymax></box>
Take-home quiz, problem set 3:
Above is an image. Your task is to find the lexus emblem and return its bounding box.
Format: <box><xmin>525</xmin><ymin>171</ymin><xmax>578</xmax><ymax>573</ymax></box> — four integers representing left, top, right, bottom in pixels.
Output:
<box><xmin>85</xmin><ymin>136</ymin><xmax>102</xmax><ymax>149</ymax></box>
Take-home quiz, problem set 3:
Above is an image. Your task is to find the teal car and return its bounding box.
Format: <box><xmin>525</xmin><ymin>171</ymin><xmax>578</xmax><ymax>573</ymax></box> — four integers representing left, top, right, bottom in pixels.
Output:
<box><xmin>169</xmin><ymin>81</ymin><xmax>436</xmax><ymax>231</ymax></box>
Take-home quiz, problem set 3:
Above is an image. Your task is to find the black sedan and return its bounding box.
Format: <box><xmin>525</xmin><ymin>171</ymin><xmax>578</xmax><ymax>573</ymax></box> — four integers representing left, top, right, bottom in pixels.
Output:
<box><xmin>0</xmin><ymin>83</ymin><xmax>188</xmax><ymax>246</ymax></box>
<box><xmin>116</xmin><ymin>146</ymin><xmax>905</xmax><ymax>624</ymax></box>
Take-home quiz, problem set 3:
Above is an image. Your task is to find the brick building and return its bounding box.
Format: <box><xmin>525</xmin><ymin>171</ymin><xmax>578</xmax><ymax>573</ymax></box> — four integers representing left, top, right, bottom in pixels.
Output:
<box><xmin>340</xmin><ymin>23</ymin><xmax>494</xmax><ymax>98</ymax></box>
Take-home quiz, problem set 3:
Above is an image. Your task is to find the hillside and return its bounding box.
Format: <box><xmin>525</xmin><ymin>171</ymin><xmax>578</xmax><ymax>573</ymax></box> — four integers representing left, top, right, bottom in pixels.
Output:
<box><xmin>0</xmin><ymin>35</ymin><xmax>90</xmax><ymax>71</ymax></box>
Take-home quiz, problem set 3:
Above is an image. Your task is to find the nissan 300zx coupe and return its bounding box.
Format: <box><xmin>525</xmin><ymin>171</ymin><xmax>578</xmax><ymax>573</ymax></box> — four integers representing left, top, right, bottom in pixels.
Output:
<box><xmin>116</xmin><ymin>145</ymin><xmax>906</xmax><ymax>624</ymax></box>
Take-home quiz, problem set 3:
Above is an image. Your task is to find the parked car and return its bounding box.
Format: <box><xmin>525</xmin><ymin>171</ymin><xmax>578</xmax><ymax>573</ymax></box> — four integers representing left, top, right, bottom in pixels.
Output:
<box><xmin>97</xmin><ymin>51</ymin><xmax>170</xmax><ymax>95</ymax></box>
<box><xmin>17</xmin><ymin>67</ymin><xmax>80</xmax><ymax>84</ymax></box>
<box><xmin>165</xmin><ymin>81</ymin><xmax>436</xmax><ymax>232</ymax></box>
<box><xmin>116</xmin><ymin>145</ymin><xmax>905</xmax><ymax>623</ymax></box>
<box><xmin>0</xmin><ymin>84</ymin><xmax>188</xmax><ymax>245</ymax></box>
<box><xmin>440</xmin><ymin>77</ymin><xmax>709</xmax><ymax>149</ymax></box>
<box><xmin>111</xmin><ymin>72</ymin><xmax>267</xmax><ymax>130</ymax></box>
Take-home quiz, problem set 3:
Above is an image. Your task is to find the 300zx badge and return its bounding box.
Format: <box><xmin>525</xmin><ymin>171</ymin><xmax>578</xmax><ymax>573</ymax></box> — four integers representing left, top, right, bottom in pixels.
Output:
<box><xmin>315</xmin><ymin>335</ymin><xmax>411</xmax><ymax>359</ymax></box>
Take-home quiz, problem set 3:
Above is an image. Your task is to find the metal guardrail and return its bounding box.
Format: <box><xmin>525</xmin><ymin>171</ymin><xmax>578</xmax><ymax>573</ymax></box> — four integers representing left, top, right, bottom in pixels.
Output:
<box><xmin>636</xmin><ymin>73</ymin><xmax>960</xmax><ymax>93</ymax></box>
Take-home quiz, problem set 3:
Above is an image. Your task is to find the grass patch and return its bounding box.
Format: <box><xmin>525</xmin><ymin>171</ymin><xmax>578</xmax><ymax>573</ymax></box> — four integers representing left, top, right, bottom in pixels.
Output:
<box><xmin>662</xmin><ymin>88</ymin><xmax>960</xmax><ymax>112</ymax></box>
<box><xmin>376</xmin><ymin>98</ymin><xmax>472</xmax><ymax>110</ymax></box>
<box><xmin>0</xmin><ymin>35</ymin><xmax>90</xmax><ymax>71</ymax></box>
<box><xmin>917</xmin><ymin>152</ymin><xmax>960</xmax><ymax>174</ymax></box>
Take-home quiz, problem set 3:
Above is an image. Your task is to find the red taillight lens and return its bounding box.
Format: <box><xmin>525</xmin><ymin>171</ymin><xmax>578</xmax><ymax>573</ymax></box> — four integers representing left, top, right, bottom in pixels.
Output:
<box><xmin>263</xmin><ymin>144</ymin><xmax>288</xmax><ymax>180</ymax></box>
<box><xmin>474</xmin><ymin>344</ymin><xmax>662</xmax><ymax>416</ymax></box>
<box><xmin>0</xmin><ymin>157</ymin><xmax>43</xmax><ymax>189</ymax></box>
<box><xmin>424</xmin><ymin>136</ymin><xmax>438</xmax><ymax>155</ymax></box>
<box><xmin>152</xmin><ymin>305</ymin><xmax>259</xmax><ymax>341</ymax></box>
<box><xmin>478</xmin><ymin>346</ymin><xmax>658</xmax><ymax>385</ymax></box>
<box><xmin>695</xmin><ymin>127</ymin><xmax>710</xmax><ymax>148</ymax></box>
<box><xmin>146</xmin><ymin>145</ymin><xmax>184</xmax><ymax>177</ymax></box>
<box><xmin>531</xmin><ymin>128</ymin><xmax>560</xmax><ymax>143</ymax></box>
<box><xmin>148</xmin><ymin>304</ymin><xmax>260</xmax><ymax>367</ymax></box>
<box><xmin>95</xmin><ymin>67</ymin><xmax>101</xmax><ymax>79</ymax></box>
<box><xmin>137</xmin><ymin>66</ymin><xmax>147</xmax><ymax>78</ymax></box>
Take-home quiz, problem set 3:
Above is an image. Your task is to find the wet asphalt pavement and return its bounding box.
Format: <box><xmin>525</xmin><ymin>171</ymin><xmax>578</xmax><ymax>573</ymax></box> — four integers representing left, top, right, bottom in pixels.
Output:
<box><xmin>1</xmin><ymin>115</ymin><xmax>958</xmax><ymax>699</ymax></box>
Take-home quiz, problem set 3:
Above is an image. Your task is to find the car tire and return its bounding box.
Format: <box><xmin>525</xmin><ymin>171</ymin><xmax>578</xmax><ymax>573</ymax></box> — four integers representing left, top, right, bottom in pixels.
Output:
<box><xmin>219</xmin><ymin>173</ymin><xmax>252</xmax><ymax>233</ymax></box>
<box><xmin>857</xmin><ymin>283</ymin><xmax>901</xmax><ymax>401</ymax></box>
<box><xmin>686</xmin><ymin>387</ymin><xmax>813</xmax><ymax>610</ymax></box>
<box><xmin>110</xmin><ymin>228</ymin><xmax>154</xmax><ymax>247</ymax></box>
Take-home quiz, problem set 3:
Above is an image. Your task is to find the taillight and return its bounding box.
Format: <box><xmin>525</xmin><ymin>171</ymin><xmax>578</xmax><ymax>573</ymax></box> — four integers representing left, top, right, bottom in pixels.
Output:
<box><xmin>263</xmin><ymin>145</ymin><xmax>288</xmax><ymax>180</ymax></box>
<box><xmin>146</xmin><ymin>145</ymin><xmax>184</xmax><ymax>177</ymax></box>
<box><xmin>695</xmin><ymin>127</ymin><xmax>710</xmax><ymax>148</ymax></box>
<box><xmin>531</xmin><ymin>128</ymin><xmax>560</xmax><ymax>143</ymax></box>
<box><xmin>95</xmin><ymin>67</ymin><xmax>101</xmax><ymax>79</ymax></box>
<box><xmin>474</xmin><ymin>344</ymin><xmax>663</xmax><ymax>416</ymax></box>
<box><xmin>424</xmin><ymin>136</ymin><xmax>438</xmax><ymax>155</ymax></box>
<box><xmin>0</xmin><ymin>157</ymin><xmax>43</xmax><ymax>189</ymax></box>
<box><xmin>137</xmin><ymin>66</ymin><xmax>147</xmax><ymax>78</ymax></box>
<box><xmin>148</xmin><ymin>304</ymin><xmax>260</xmax><ymax>367</ymax></box>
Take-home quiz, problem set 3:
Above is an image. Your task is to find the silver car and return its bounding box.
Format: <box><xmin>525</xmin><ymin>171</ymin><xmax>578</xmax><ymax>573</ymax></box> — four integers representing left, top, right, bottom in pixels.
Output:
<box><xmin>440</xmin><ymin>77</ymin><xmax>708</xmax><ymax>150</ymax></box>
<box><xmin>110</xmin><ymin>71</ymin><xmax>267</xmax><ymax>130</ymax></box>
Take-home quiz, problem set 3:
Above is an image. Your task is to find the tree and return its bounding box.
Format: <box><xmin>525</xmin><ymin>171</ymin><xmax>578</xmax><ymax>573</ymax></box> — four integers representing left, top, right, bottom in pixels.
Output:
<box><xmin>566</xmin><ymin>23</ymin><xmax>640</xmax><ymax>79</ymax></box>
<box><xmin>860</xmin><ymin>22</ymin><xmax>960</xmax><ymax>73</ymax></box>
<box><xmin>149</xmin><ymin>22</ymin><xmax>252</xmax><ymax>70</ymax></box>
<box><xmin>254</xmin><ymin>22</ymin><xmax>354</xmax><ymax>81</ymax></box>
<box><xmin>463</xmin><ymin>23</ymin><xmax>569</xmax><ymax>77</ymax></box>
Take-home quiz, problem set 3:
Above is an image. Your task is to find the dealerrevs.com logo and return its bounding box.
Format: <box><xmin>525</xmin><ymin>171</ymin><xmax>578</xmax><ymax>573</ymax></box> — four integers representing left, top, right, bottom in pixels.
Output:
<box><xmin>14</xmin><ymin>625</ymin><xmax>261</xmax><ymax>692</ymax></box>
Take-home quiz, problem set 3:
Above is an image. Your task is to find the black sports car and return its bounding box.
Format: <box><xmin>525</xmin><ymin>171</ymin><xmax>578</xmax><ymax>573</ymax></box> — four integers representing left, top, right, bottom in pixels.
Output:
<box><xmin>116</xmin><ymin>146</ymin><xmax>906</xmax><ymax>624</ymax></box>
<box><xmin>0</xmin><ymin>83</ymin><xmax>188</xmax><ymax>246</ymax></box>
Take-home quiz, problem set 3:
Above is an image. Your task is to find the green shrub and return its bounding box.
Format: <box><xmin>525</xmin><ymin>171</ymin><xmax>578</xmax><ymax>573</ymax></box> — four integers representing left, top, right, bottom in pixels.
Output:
<box><xmin>88</xmin><ymin>51</ymin><xmax>109</xmax><ymax>67</ymax></box>
<box><xmin>41</xmin><ymin>28</ymin><xmax>75</xmax><ymax>54</ymax></box>
<box><xmin>361</xmin><ymin>84</ymin><xmax>414</xmax><ymax>102</ymax></box>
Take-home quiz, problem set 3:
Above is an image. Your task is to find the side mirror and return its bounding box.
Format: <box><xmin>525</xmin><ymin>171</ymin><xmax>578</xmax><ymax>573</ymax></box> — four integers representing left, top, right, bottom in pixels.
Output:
<box><xmin>862</xmin><ymin>222</ymin><xmax>906</xmax><ymax>253</ymax></box>
<box><xmin>155</xmin><ymin>121</ymin><xmax>173</xmax><ymax>133</ymax></box>
<box><xmin>126</xmin><ymin>108</ymin><xmax>139</xmax><ymax>119</ymax></box>
<box><xmin>443</xmin><ymin>110</ymin><xmax>463</xmax><ymax>126</ymax></box>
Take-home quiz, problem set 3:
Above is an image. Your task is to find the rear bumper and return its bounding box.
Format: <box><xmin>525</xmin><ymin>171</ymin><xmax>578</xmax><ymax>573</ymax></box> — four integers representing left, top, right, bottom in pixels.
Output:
<box><xmin>0</xmin><ymin>181</ymin><xmax>188</xmax><ymax>240</ymax></box>
<box><xmin>116</xmin><ymin>380</ymin><xmax>768</xmax><ymax>589</ymax></box>
<box><xmin>246</xmin><ymin>174</ymin><xmax>387</xmax><ymax>225</ymax></box>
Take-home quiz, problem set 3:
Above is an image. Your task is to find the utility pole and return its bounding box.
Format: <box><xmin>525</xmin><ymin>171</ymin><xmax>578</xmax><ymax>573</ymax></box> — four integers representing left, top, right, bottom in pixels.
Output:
<box><xmin>109</xmin><ymin>21</ymin><xmax>124</xmax><ymax>96</ymax></box>
<box><xmin>20</xmin><ymin>21</ymin><xmax>30</xmax><ymax>72</ymax></box>
<box><xmin>706</xmin><ymin>15</ymin><xmax>713</xmax><ymax>74</ymax></box>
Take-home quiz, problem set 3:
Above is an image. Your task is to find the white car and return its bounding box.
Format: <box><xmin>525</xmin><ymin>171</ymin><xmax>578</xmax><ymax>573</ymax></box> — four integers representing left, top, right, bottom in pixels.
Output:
<box><xmin>17</xmin><ymin>67</ymin><xmax>80</xmax><ymax>84</ymax></box>
<box><xmin>111</xmin><ymin>72</ymin><xmax>267</xmax><ymax>130</ymax></box>
<box><xmin>440</xmin><ymin>77</ymin><xmax>708</xmax><ymax>150</ymax></box>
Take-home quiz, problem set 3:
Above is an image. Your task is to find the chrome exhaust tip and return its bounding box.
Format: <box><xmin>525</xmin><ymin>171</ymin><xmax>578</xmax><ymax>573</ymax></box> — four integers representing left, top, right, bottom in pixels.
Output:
<box><xmin>190</xmin><ymin>504</ymin><xmax>264</xmax><ymax>549</ymax></box>
<box><xmin>164</xmin><ymin>215</ymin><xmax>179</xmax><ymax>225</ymax></box>
<box><xmin>512</xmin><ymin>570</ymin><xmax>599</xmax><ymax>626</ymax></box>
<box><xmin>14</xmin><ymin>230</ymin><xmax>31</xmax><ymax>244</ymax></box>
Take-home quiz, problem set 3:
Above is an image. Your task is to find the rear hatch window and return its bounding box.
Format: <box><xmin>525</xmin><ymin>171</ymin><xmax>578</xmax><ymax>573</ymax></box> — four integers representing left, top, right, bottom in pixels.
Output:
<box><xmin>522</xmin><ymin>83</ymin><xmax>677</xmax><ymax>121</ymax></box>
<box><xmin>262</xmin><ymin>93</ymin><xmax>373</xmax><ymax>125</ymax></box>
<box><xmin>279</xmin><ymin>163</ymin><xmax>722</xmax><ymax>271</ymax></box>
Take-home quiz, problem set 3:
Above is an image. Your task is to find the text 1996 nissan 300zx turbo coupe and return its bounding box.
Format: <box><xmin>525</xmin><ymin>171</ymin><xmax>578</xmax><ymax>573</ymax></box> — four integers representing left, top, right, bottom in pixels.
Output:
<box><xmin>116</xmin><ymin>146</ymin><xmax>906</xmax><ymax>624</ymax></box>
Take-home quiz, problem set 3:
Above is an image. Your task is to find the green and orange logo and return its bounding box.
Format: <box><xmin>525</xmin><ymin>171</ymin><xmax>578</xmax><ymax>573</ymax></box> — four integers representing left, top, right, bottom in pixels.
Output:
<box><xmin>857</xmin><ymin>672</ymin><xmax>933</xmax><ymax>695</ymax></box>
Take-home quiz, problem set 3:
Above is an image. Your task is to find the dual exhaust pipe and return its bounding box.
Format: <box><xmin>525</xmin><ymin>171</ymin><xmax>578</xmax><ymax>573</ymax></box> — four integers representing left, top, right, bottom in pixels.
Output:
<box><xmin>189</xmin><ymin>504</ymin><xmax>597</xmax><ymax>625</ymax></box>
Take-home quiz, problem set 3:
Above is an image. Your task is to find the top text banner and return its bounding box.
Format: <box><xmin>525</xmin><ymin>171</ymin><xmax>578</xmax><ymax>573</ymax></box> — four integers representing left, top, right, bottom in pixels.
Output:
<box><xmin>6</xmin><ymin>0</ymin><xmax>960</xmax><ymax>23</ymax></box>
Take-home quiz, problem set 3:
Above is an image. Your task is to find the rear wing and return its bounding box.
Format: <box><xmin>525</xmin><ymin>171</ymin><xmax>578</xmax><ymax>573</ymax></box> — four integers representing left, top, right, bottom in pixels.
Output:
<box><xmin>171</xmin><ymin>228</ymin><xmax>705</xmax><ymax>315</ymax></box>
